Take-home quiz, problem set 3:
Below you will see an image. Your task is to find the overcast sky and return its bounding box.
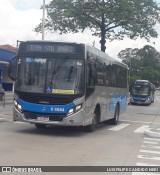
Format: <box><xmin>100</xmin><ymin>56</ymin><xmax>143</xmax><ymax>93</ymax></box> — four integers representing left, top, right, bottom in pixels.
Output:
<box><xmin>1</xmin><ymin>0</ymin><xmax>160</xmax><ymax>60</ymax></box>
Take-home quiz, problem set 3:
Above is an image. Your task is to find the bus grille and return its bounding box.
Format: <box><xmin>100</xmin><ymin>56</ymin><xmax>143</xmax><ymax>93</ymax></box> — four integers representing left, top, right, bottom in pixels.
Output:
<box><xmin>24</xmin><ymin>111</ymin><xmax>66</xmax><ymax>122</ymax></box>
<box><xmin>16</xmin><ymin>91</ymin><xmax>82</xmax><ymax>105</ymax></box>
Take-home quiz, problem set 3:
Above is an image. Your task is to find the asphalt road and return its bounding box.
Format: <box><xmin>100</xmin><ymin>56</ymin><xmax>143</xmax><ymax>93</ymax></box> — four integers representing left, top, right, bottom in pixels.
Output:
<box><xmin>0</xmin><ymin>91</ymin><xmax>160</xmax><ymax>175</ymax></box>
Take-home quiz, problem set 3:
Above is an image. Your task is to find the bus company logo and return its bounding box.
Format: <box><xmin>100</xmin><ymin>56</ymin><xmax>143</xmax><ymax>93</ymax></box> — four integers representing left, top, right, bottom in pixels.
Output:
<box><xmin>41</xmin><ymin>106</ymin><xmax>46</xmax><ymax>112</ymax></box>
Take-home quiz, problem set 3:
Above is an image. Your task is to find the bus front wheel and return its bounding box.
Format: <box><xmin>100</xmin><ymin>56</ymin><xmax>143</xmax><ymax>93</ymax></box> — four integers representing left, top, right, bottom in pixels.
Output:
<box><xmin>85</xmin><ymin>110</ymin><xmax>99</xmax><ymax>132</ymax></box>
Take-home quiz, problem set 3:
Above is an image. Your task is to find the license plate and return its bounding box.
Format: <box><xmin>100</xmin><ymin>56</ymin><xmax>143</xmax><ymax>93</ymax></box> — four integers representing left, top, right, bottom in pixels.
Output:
<box><xmin>37</xmin><ymin>116</ymin><xmax>49</xmax><ymax>121</ymax></box>
<box><xmin>137</xmin><ymin>101</ymin><xmax>142</xmax><ymax>104</ymax></box>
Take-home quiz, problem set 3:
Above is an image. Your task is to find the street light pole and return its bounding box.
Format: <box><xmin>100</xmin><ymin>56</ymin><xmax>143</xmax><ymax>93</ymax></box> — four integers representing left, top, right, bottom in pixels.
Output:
<box><xmin>42</xmin><ymin>0</ymin><xmax>45</xmax><ymax>40</ymax></box>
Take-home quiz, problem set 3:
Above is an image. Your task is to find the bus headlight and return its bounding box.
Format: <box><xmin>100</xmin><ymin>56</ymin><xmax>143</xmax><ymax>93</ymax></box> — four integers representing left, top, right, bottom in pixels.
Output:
<box><xmin>75</xmin><ymin>104</ymin><xmax>82</xmax><ymax>111</ymax></box>
<box><xmin>14</xmin><ymin>100</ymin><xmax>17</xmax><ymax>106</ymax></box>
<box><xmin>130</xmin><ymin>97</ymin><xmax>133</xmax><ymax>102</ymax></box>
<box><xmin>17</xmin><ymin>104</ymin><xmax>22</xmax><ymax>111</ymax></box>
<box><xmin>68</xmin><ymin>108</ymin><xmax>74</xmax><ymax>115</ymax></box>
<box><xmin>67</xmin><ymin>104</ymin><xmax>82</xmax><ymax>116</ymax></box>
<box><xmin>146</xmin><ymin>97</ymin><xmax>150</xmax><ymax>102</ymax></box>
<box><xmin>14</xmin><ymin>100</ymin><xmax>22</xmax><ymax>113</ymax></box>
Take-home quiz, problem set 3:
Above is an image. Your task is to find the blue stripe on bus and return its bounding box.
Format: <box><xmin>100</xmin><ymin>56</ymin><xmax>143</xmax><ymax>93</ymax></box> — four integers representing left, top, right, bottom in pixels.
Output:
<box><xmin>17</xmin><ymin>98</ymin><xmax>75</xmax><ymax>114</ymax></box>
<box><xmin>131</xmin><ymin>96</ymin><xmax>147</xmax><ymax>101</ymax></box>
<box><xmin>109</xmin><ymin>95</ymin><xmax>127</xmax><ymax>111</ymax></box>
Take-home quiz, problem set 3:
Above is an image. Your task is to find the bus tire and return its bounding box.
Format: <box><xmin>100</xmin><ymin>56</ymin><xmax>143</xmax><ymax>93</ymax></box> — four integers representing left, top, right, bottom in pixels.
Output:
<box><xmin>85</xmin><ymin>110</ymin><xmax>99</xmax><ymax>132</ymax></box>
<box><xmin>111</xmin><ymin>104</ymin><xmax>119</xmax><ymax>125</ymax></box>
<box><xmin>35</xmin><ymin>124</ymin><xmax>46</xmax><ymax>129</ymax></box>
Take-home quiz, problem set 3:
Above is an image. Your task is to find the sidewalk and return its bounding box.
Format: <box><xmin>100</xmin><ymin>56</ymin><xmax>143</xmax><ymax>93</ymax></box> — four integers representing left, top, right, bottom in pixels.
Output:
<box><xmin>144</xmin><ymin>115</ymin><xmax>160</xmax><ymax>139</ymax></box>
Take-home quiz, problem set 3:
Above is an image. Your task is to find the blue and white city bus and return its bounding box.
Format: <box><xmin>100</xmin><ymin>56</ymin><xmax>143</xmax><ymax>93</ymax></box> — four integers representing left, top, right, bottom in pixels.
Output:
<box><xmin>8</xmin><ymin>41</ymin><xmax>128</xmax><ymax>132</ymax></box>
<box><xmin>129</xmin><ymin>80</ymin><xmax>155</xmax><ymax>105</ymax></box>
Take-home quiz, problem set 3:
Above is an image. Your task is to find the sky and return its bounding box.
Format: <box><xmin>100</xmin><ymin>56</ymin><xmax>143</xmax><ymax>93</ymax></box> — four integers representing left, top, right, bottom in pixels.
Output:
<box><xmin>1</xmin><ymin>0</ymin><xmax>160</xmax><ymax>60</ymax></box>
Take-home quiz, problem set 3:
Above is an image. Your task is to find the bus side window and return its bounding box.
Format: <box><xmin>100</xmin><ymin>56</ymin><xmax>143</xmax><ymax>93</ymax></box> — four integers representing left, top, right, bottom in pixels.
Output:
<box><xmin>96</xmin><ymin>59</ymin><xmax>105</xmax><ymax>86</ymax></box>
<box><xmin>111</xmin><ymin>64</ymin><xmax>116</xmax><ymax>87</ymax></box>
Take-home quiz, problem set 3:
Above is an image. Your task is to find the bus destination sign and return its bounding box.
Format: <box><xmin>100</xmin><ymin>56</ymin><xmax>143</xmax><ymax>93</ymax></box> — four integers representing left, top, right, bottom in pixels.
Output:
<box><xmin>26</xmin><ymin>44</ymin><xmax>76</xmax><ymax>53</ymax></box>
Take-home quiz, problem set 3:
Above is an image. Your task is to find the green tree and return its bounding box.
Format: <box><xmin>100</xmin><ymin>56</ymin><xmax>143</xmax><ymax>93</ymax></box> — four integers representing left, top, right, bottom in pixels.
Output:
<box><xmin>137</xmin><ymin>45</ymin><xmax>160</xmax><ymax>68</ymax></box>
<box><xmin>118</xmin><ymin>45</ymin><xmax>160</xmax><ymax>85</ymax></box>
<box><xmin>35</xmin><ymin>0</ymin><xmax>160</xmax><ymax>52</ymax></box>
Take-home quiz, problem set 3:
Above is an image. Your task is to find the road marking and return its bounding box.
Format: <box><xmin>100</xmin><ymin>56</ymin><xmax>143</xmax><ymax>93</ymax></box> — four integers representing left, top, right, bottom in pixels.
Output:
<box><xmin>134</xmin><ymin>125</ymin><xmax>149</xmax><ymax>133</ymax></box>
<box><xmin>142</xmin><ymin>145</ymin><xmax>160</xmax><ymax>149</ymax></box>
<box><xmin>138</xmin><ymin>155</ymin><xmax>160</xmax><ymax>161</ymax></box>
<box><xmin>132</xmin><ymin>173</ymin><xmax>160</xmax><ymax>175</ymax></box>
<box><xmin>0</xmin><ymin>118</ymin><xmax>11</xmax><ymax>122</ymax></box>
<box><xmin>144</xmin><ymin>137</ymin><xmax>160</xmax><ymax>142</ymax></box>
<box><xmin>136</xmin><ymin>162</ymin><xmax>160</xmax><ymax>166</ymax></box>
<box><xmin>140</xmin><ymin>149</ymin><xmax>160</xmax><ymax>155</ymax></box>
<box><xmin>143</xmin><ymin>141</ymin><xmax>158</xmax><ymax>145</ymax></box>
<box><xmin>137</xmin><ymin>113</ymin><xmax>158</xmax><ymax>115</ymax></box>
<box><xmin>108</xmin><ymin>123</ymin><xmax>130</xmax><ymax>131</ymax></box>
<box><xmin>13</xmin><ymin>121</ymin><xmax>25</xmax><ymax>124</ymax></box>
<box><xmin>120</xmin><ymin>119</ymin><xmax>156</xmax><ymax>124</ymax></box>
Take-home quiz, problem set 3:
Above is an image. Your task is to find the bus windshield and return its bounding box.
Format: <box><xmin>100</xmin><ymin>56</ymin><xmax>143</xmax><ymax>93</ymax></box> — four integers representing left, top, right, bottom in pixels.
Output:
<box><xmin>130</xmin><ymin>83</ymin><xmax>150</xmax><ymax>96</ymax></box>
<box><xmin>15</xmin><ymin>57</ymin><xmax>84</xmax><ymax>94</ymax></box>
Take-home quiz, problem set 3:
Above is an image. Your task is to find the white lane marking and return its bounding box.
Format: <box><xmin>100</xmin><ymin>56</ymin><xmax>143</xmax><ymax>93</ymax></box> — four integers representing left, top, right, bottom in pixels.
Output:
<box><xmin>138</xmin><ymin>155</ymin><xmax>160</xmax><ymax>161</ymax></box>
<box><xmin>120</xmin><ymin>119</ymin><xmax>157</xmax><ymax>124</ymax></box>
<box><xmin>140</xmin><ymin>149</ymin><xmax>160</xmax><ymax>155</ymax></box>
<box><xmin>134</xmin><ymin>125</ymin><xmax>149</xmax><ymax>133</ymax></box>
<box><xmin>136</xmin><ymin>162</ymin><xmax>160</xmax><ymax>166</ymax></box>
<box><xmin>0</xmin><ymin>118</ymin><xmax>11</xmax><ymax>122</ymax></box>
<box><xmin>108</xmin><ymin>123</ymin><xmax>130</xmax><ymax>131</ymax></box>
<box><xmin>144</xmin><ymin>138</ymin><xmax>160</xmax><ymax>142</ymax></box>
<box><xmin>142</xmin><ymin>145</ymin><xmax>160</xmax><ymax>149</ymax></box>
<box><xmin>13</xmin><ymin>121</ymin><xmax>25</xmax><ymax>124</ymax></box>
<box><xmin>132</xmin><ymin>173</ymin><xmax>160</xmax><ymax>175</ymax></box>
<box><xmin>144</xmin><ymin>141</ymin><xmax>159</xmax><ymax>145</ymax></box>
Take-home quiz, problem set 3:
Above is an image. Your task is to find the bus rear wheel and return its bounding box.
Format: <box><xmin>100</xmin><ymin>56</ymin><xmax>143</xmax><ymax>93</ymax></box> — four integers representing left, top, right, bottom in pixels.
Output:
<box><xmin>111</xmin><ymin>105</ymin><xmax>119</xmax><ymax>125</ymax></box>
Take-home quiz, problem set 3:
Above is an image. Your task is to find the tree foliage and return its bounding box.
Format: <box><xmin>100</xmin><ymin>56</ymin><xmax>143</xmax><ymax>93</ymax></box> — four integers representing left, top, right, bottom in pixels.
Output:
<box><xmin>35</xmin><ymin>0</ymin><xmax>160</xmax><ymax>52</ymax></box>
<box><xmin>118</xmin><ymin>45</ymin><xmax>160</xmax><ymax>86</ymax></box>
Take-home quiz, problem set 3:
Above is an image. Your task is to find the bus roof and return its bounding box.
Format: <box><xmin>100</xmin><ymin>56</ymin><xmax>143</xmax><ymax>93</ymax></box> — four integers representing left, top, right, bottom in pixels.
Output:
<box><xmin>86</xmin><ymin>44</ymin><xmax>128</xmax><ymax>69</ymax></box>
<box><xmin>135</xmin><ymin>80</ymin><xmax>149</xmax><ymax>83</ymax></box>
<box><xmin>133</xmin><ymin>80</ymin><xmax>155</xmax><ymax>87</ymax></box>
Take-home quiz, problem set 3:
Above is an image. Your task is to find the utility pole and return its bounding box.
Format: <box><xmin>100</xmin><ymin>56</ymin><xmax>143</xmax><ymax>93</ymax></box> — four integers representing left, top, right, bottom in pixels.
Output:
<box><xmin>42</xmin><ymin>0</ymin><xmax>45</xmax><ymax>40</ymax></box>
<box><xmin>129</xmin><ymin>57</ymin><xmax>131</xmax><ymax>83</ymax></box>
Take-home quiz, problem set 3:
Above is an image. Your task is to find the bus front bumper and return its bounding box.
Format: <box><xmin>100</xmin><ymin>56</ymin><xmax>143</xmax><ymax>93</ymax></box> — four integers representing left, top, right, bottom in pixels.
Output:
<box><xmin>130</xmin><ymin>97</ymin><xmax>151</xmax><ymax>105</ymax></box>
<box><xmin>13</xmin><ymin>106</ymin><xmax>86</xmax><ymax>126</ymax></box>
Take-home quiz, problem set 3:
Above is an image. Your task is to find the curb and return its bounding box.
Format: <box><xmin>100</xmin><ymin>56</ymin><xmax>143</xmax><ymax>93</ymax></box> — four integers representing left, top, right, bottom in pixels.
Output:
<box><xmin>144</xmin><ymin>128</ymin><xmax>160</xmax><ymax>139</ymax></box>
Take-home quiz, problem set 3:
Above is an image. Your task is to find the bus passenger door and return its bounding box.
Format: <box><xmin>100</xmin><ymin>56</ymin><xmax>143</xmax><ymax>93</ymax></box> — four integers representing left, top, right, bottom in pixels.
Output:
<box><xmin>85</xmin><ymin>63</ymin><xmax>96</xmax><ymax>125</ymax></box>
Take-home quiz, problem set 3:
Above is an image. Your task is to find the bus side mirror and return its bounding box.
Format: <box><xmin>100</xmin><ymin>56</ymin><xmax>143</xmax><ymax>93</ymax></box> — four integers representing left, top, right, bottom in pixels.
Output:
<box><xmin>8</xmin><ymin>56</ymin><xmax>17</xmax><ymax>81</ymax></box>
